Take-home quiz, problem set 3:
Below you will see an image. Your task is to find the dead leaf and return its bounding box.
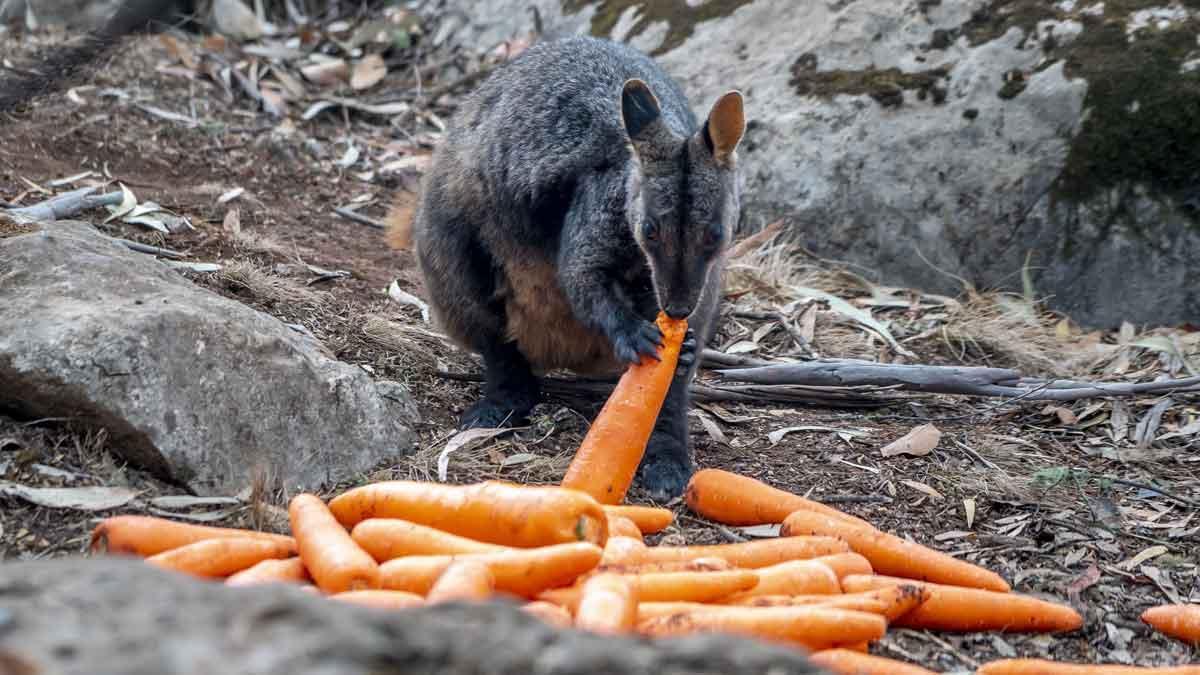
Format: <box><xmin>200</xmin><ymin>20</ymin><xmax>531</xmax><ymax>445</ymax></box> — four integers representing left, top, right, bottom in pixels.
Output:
<box><xmin>1120</xmin><ymin>544</ymin><xmax>1168</xmax><ymax>570</ymax></box>
<box><xmin>797</xmin><ymin>303</ymin><xmax>817</xmax><ymax>345</ymax></box>
<box><xmin>350</xmin><ymin>54</ymin><xmax>388</xmax><ymax>90</ymax></box>
<box><xmin>499</xmin><ymin>453</ymin><xmax>538</xmax><ymax>467</ymax></box>
<box><xmin>0</xmin><ymin>481</ymin><xmax>136</xmax><ymax>511</ymax></box>
<box><xmin>767</xmin><ymin>426</ymin><xmax>870</xmax><ymax>445</ymax></box>
<box><xmin>725</xmin><ymin>340</ymin><xmax>759</xmax><ymax>354</ymax></box>
<box><xmin>1042</xmin><ymin>405</ymin><xmax>1078</xmax><ymax>425</ymax></box>
<box><xmin>1110</xmin><ymin>400</ymin><xmax>1130</xmax><ymax>442</ymax></box>
<box><xmin>695</xmin><ymin>412</ymin><xmax>728</xmax><ymax>446</ymax></box>
<box><xmin>300</xmin><ymin>58</ymin><xmax>350</xmax><ymax>86</ymax></box>
<box><xmin>102</xmin><ymin>183</ymin><xmax>138</xmax><ymax>224</ymax></box>
<box><xmin>223</xmin><ymin>208</ymin><xmax>242</xmax><ymax>235</ymax></box>
<box><xmin>1066</xmin><ymin>563</ymin><xmax>1101</xmax><ymax>604</ymax></box>
<box><xmin>387</xmin><ymin>280</ymin><xmax>430</xmax><ymax>323</ymax></box>
<box><xmin>901</xmin><ymin>480</ymin><xmax>944</xmax><ymax>500</ymax></box>
<box><xmin>437</xmin><ymin>427</ymin><xmax>516</xmax><ymax>481</ymax></box>
<box><xmin>737</xmin><ymin>524</ymin><xmax>782</xmax><ymax>538</ymax></box>
<box><xmin>1134</xmin><ymin>397</ymin><xmax>1173</xmax><ymax>449</ymax></box>
<box><xmin>158</xmin><ymin>34</ymin><xmax>198</xmax><ymax>69</ymax></box>
<box><xmin>880</xmin><ymin>424</ymin><xmax>941</xmax><ymax>457</ymax></box>
<box><xmin>150</xmin><ymin>495</ymin><xmax>240</xmax><ymax>510</ymax></box>
<box><xmin>147</xmin><ymin>506</ymin><xmax>240</xmax><ymax>522</ymax></box>
<box><xmin>964</xmin><ymin>497</ymin><xmax>976</xmax><ymax>529</ymax></box>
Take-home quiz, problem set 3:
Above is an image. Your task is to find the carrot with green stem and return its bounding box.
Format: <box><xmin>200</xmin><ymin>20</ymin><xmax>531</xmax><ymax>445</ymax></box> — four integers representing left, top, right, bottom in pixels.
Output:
<box><xmin>290</xmin><ymin>493</ymin><xmax>380</xmax><ymax>594</ymax></box>
<box><xmin>1141</xmin><ymin>604</ymin><xmax>1200</xmax><ymax>645</ymax></box>
<box><xmin>350</xmin><ymin>518</ymin><xmax>506</xmax><ymax>561</ymax></box>
<box><xmin>841</xmin><ymin>575</ymin><xmax>1081</xmax><ymax>633</ymax></box>
<box><xmin>145</xmin><ymin>537</ymin><xmax>292</xmax><ymax>578</ymax></box>
<box><xmin>638</xmin><ymin>605</ymin><xmax>886</xmax><ymax>651</ymax></box>
<box><xmin>90</xmin><ymin>515</ymin><xmax>295</xmax><ymax>557</ymax></box>
<box><xmin>782</xmin><ymin>510</ymin><xmax>1010</xmax><ymax>592</ymax></box>
<box><xmin>560</xmin><ymin>312</ymin><xmax>688</xmax><ymax>504</ymax></box>
<box><xmin>685</xmin><ymin>469</ymin><xmax>870</xmax><ymax>527</ymax></box>
<box><xmin>225</xmin><ymin>557</ymin><xmax>310</xmax><ymax>586</ymax></box>
<box><xmin>328</xmin><ymin>480</ymin><xmax>607</xmax><ymax>548</ymax></box>
<box><xmin>574</xmin><ymin>574</ymin><xmax>638</xmax><ymax>634</ymax></box>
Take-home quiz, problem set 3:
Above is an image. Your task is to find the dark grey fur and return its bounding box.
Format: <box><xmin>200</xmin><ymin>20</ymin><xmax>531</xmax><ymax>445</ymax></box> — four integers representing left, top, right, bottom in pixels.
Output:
<box><xmin>412</xmin><ymin>36</ymin><xmax>743</xmax><ymax>500</ymax></box>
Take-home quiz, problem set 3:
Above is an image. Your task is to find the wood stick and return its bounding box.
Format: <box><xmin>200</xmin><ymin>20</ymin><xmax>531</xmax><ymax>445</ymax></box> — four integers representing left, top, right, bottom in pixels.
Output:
<box><xmin>5</xmin><ymin>187</ymin><xmax>123</xmax><ymax>221</ymax></box>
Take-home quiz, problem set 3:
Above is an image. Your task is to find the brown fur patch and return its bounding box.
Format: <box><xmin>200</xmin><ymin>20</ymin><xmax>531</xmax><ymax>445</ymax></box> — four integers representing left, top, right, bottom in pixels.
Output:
<box><xmin>499</xmin><ymin>255</ymin><xmax>621</xmax><ymax>375</ymax></box>
<box><xmin>384</xmin><ymin>191</ymin><xmax>417</xmax><ymax>250</ymax></box>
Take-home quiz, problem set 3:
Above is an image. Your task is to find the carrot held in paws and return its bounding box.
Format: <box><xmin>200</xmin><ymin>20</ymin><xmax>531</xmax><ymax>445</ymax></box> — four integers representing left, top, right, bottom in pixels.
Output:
<box><xmin>290</xmin><ymin>493</ymin><xmax>380</xmax><ymax>594</ymax></box>
<box><xmin>90</xmin><ymin>515</ymin><xmax>296</xmax><ymax>557</ymax></box>
<box><xmin>601</xmin><ymin>505</ymin><xmax>674</xmax><ymax>534</ymax></box>
<box><xmin>685</xmin><ymin>469</ymin><xmax>870</xmax><ymax>527</ymax></box>
<box><xmin>977</xmin><ymin>659</ymin><xmax>1200</xmax><ymax>674</ymax></box>
<box><xmin>350</xmin><ymin>518</ymin><xmax>506</xmax><ymax>561</ymax></box>
<box><xmin>810</xmin><ymin>649</ymin><xmax>939</xmax><ymax>675</ymax></box>
<box><xmin>225</xmin><ymin>557</ymin><xmax>310</xmax><ymax>586</ymax></box>
<box><xmin>574</xmin><ymin>574</ymin><xmax>638</xmax><ymax>634</ymax></box>
<box><xmin>841</xmin><ymin>575</ymin><xmax>1081</xmax><ymax>633</ymax></box>
<box><xmin>145</xmin><ymin>537</ymin><xmax>292</xmax><ymax>578</ymax></box>
<box><xmin>1141</xmin><ymin>604</ymin><xmax>1200</xmax><ymax>645</ymax></box>
<box><xmin>328</xmin><ymin>480</ymin><xmax>607</xmax><ymax>548</ymax></box>
<box><xmin>560</xmin><ymin>312</ymin><xmax>688</xmax><ymax>504</ymax></box>
<box><xmin>638</xmin><ymin>605</ymin><xmax>886</xmax><ymax>651</ymax></box>
<box><xmin>426</xmin><ymin>560</ymin><xmax>496</xmax><ymax>604</ymax></box>
<box><xmin>782</xmin><ymin>510</ymin><xmax>1010</xmax><ymax>592</ymax></box>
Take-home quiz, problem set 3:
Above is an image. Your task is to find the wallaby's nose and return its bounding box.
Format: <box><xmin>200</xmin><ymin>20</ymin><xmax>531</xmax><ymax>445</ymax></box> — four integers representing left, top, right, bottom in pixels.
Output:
<box><xmin>664</xmin><ymin>303</ymin><xmax>692</xmax><ymax>320</ymax></box>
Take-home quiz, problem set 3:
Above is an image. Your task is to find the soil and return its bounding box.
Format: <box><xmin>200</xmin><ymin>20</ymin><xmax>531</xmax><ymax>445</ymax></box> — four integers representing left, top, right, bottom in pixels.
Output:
<box><xmin>0</xmin><ymin>20</ymin><xmax>1197</xmax><ymax>672</ymax></box>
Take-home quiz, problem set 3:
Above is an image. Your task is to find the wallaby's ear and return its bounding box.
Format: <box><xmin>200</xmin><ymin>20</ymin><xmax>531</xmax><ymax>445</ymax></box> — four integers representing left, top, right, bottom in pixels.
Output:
<box><xmin>703</xmin><ymin>90</ymin><xmax>745</xmax><ymax>166</ymax></box>
<box><xmin>621</xmin><ymin>79</ymin><xmax>663</xmax><ymax>141</ymax></box>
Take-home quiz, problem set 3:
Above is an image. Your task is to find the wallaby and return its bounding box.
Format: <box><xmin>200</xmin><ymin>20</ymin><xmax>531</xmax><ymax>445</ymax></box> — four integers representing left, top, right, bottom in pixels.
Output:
<box><xmin>400</xmin><ymin>36</ymin><xmax>745</xmax><ymax>500</ymax></box>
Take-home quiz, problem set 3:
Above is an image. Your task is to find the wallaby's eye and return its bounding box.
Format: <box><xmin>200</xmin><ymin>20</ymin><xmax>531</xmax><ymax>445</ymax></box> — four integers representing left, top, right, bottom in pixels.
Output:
<box><xmin>704</xmin><ymin>224</ymin><xmax>724</xmax><ymax>250</ymax></box>
<box><xmin>643</xmin><ymin>219</ymin><xmax>660</xmax><ymax>242</ymax></box>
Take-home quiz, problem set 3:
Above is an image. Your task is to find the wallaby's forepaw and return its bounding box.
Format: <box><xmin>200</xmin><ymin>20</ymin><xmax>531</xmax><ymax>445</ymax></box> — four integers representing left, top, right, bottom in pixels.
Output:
<box><xmin>610</xmin><ymin>317</ymin><xmax>664</xmax><ymax>365</ymax></box>
<box><xmin>675</xmin><ymin>328</ymin><xmax>697</xmax><ymax>377</ymax></box>
<box><xmin>459</xmin><ymin>397</ymin><xmax>530</xmax><ymax>430</ymax></box>
<box><xmin>635</xmin><ymin>433</ymin><xmax>694</xmax><ymax>502</ymax></box>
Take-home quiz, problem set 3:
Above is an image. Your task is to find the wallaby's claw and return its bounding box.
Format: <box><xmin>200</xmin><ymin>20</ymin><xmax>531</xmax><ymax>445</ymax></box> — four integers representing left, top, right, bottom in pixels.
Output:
<box><xmin>675</xmin><ymin>328</ymin><xmax>698</xmax><ymax>376</ymax></box>
<box><xmin>611</xmin><ymin>318</ymin><xmax>664</xmax><ymax>365</ymax></box>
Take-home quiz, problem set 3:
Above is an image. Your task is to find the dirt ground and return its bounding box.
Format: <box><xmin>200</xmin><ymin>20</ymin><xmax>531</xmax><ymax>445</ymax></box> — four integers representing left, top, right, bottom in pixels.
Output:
<box><xmin>0</xmin><ymin>15</ymin><xmax>1197</xmax><ymax>672</ymax></box>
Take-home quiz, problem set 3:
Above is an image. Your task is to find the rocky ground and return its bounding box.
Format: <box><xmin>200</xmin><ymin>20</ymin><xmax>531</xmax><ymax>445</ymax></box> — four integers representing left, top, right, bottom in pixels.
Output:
<box><xmin>0</xmin><ymin>5</ymin><xmax>1197</xmax><ymax>672</ymax></box>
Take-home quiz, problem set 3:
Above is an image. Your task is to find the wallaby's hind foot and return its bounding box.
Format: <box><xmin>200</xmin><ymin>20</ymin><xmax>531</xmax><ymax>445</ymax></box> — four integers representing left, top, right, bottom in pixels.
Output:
<box><xmin>634</xmin><ymin>328</ymin><xmax>699</xmax><ymax>501</ymax></box>
<box><xmin>459</xmin><ymin>341</ymin><xmax>541</xmax><ymax>430</ymax></box>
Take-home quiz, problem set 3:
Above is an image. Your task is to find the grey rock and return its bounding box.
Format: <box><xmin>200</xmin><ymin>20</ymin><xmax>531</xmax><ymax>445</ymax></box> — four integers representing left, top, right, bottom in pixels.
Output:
<box><xmin>416</xmin><ymin>0</ymin><xmax>1200</xmax><ymax>328</ymax></box>
<box><xmin>0</xmin><ymin>557</ymin><xmax>827</xmax><ymax>675</ymax></box>
<box><xmin>0</xmin><ymin>221</ymin><xmax>415</xmax><ymax>495</ymax></box>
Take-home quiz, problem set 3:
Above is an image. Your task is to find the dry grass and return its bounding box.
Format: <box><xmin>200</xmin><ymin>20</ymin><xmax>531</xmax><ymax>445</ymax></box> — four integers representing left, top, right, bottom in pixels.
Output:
<box><xmin>216</xmin><ymin>260</ymin><xmax>322</xmax><ymax>308</ymax></box>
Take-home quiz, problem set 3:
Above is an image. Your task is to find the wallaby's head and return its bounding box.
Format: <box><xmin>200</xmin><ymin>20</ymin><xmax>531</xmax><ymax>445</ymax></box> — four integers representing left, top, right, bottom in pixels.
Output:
<box><xmin>620</xmin><ymin>79</ymin><xmax>745</xmax><ymax>321</ymax></box>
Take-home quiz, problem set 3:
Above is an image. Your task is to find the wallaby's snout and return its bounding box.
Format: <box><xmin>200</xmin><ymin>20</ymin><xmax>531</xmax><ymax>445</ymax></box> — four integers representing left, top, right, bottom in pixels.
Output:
<box><xmin>664</xmin><ymin>301</ymin><xmax>693</xmax><ymax>320</ymax></box>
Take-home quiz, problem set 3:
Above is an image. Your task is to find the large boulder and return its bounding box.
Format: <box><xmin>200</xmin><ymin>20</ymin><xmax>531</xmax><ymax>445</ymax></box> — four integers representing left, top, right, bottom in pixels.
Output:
<box><xmin>0</xmin><ymin>221</ymin><xmax>416</xmax><ymax>496</ymax></box>
<box><xmin>425</xmin><ymin>0</ymin><xmax>1200</xmax><ymax>328</ymax></box>
<box><xmin>0</xmin><ymin>557</ymin><xmax>827</xmax><ymax>674</ymax></box>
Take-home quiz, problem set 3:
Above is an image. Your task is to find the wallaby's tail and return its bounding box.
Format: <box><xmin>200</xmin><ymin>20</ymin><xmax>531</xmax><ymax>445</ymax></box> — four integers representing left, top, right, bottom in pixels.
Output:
<box><xmin>384</xmin><ymin>191</ymin><xmax>416</xmax><ymax>250</ymax></box>
<box><xmin>0</xmin><ymin>0</ymin><xmax>177</xmax><ymax>113</ymax></box>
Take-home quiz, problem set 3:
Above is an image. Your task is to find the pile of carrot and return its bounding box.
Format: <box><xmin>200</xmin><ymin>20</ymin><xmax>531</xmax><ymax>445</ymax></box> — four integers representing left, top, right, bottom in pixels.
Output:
<box><xmin>83</xmin><ymin>313</ymin><xmax>1199</xmax><ymax>673</ymax></box>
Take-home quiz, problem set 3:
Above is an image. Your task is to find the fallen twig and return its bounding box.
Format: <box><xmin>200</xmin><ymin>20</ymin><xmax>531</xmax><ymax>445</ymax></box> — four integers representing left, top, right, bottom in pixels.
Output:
<box><xmin>332</xmin><ymin>206</ymin><xmax>387</xmax><ymax>229</ymax></box>
<box><xmin>4</xmin><ymin>187</ymin><xmax>123</xmax><ymax>221</ymax></box>
<box><xmin>112</xmin><ymin>238</ymin><xmax>185</xmax><ymax>260</ymax></box>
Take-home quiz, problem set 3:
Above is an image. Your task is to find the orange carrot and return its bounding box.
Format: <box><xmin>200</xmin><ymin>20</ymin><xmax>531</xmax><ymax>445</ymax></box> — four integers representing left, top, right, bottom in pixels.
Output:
<box><xmin>638</xmin><ymin>606</ymin><xmax>886</xmax><ymax>651</ymax></box>
<box><xmin>225</xmin><ymin>556</ymin><xmax>311</xmax><ymax>586</ymax></box>
<box><xmin>560</xmin><ymin>313</ymin><xmax>688</xmax><ymax>504</ymax></box>
<box><xmin>328</xmin><ymin>480</ymin><xmax>607</xmax><ymax>548</ymax></box>
<box><xmin>810</xmin><ymin>649</ymin><xmax>939</xmax><ymax>675</ymax></box>
<box><xmin>90</xmin><ymin>515</ymin><xmax>295</xmax><ymax>557</ymax></box>
<box><xmin>685</xmin><ymin>468</ymin><xmax>870</xmax><ymax>527</ymax></box>
<box><xmin>540</xmin><ymin>570</ymin><xmax>759</xmax><ymax>610</ymax></box>
<box><xmin>426</xmin><ymin>560</ymin><xmax>496</xmax><ymax>604</ymax></box>
<box><xmin>595</xmin><ymin>557</ymin><xmax>731</xmax><ymax>576</ymax></box>
<box><xmin>350</xmin><ymin>518</ymin><xmax>506</xmax><ymax>561</ymax></box>
<box><xmin>977</xmin><ymin>660</ymin><xmax>1200</xmax><ymax>674</ymax></box>
<box><xmin>575</xmin><ymin>574</ymin><xmax>638</xmax><ymax>634</ymax></box>
<box><xmin>602</xmin><ymin>536</ymin><xmax>849</xmax><ymax>568</ymax></box>
<box><xmin>602</xmin><ymin>535</ymin><xmax>649</xmax><ymax>565</ymax></box>
<box><xmin>329</xmin><ymin>590</ymin><xmax>424</xmax><ymax>610</ymax></box>
<box><xmin>145</xmin><ymin>537</ymin><xmax>292</xmax><ymax>578</ymax></box>
<box><xmin>1141</xmin><ymin>604</ymin><xmax>1200</xmax><ymax>645</ymax></box>
<box><xmin>841</xmin><ymin>575</ymin><xmax>1081</xmax><ymax>633</ymax></box>
<box><xmin>782</xmin><ymin>511</ymin><xmax>1010</xmax><ymax>592</ymax></box>
<box><xmin>732</xmin><ymin>585</ymin><xmax>930</xmax><ymax>622</ymax></box>
<box><xmin>723</xmin><ymin>559</ymin><xmax>841</xmax><ymax>602</ymax></box>
<box><xmin>290</xmin><ymin>493</ymin><xmax>380</xmax><ymax>594</ymax></box>
<box><xmin>379</xmin><ymin>542</ymin><xmax>602</xmax><ymax>598</ymax></box>
<box><xmin>523</xmin><ymin>601</ymin><xmax>574</xmax><ymax>628</ymax></box>
<box><xmin>602</xmin><ymin>505</ymin><xmax>674</xmax><ymax>534</ymax></box>
<box><xmin>811</xmin><ymin>552</ymin><xmax>874</xmax><ymax>581</ymax></box>
<box><xmin>607</xmin><ymin>514</ymin><xmax>644</xmax><ymax>541</ymax></box>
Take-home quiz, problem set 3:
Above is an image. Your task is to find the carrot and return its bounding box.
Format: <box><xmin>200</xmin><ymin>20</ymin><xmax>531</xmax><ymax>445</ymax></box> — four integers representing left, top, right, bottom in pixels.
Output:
<box><xmin>810</xmin><ymin>649</ymin><xmax>939</xmax><ymax>675</ymax></box>
<box><xmin>426</xmin><ymin>560</ymin><xmax>496</xmax><ymax>604</ymax></box>
<box><xmin>782</xmin><ymin>511</ymin><xmax>1010</xmax><ymax>592</ymax></box>
<box><xmin>977</xmin><ymin>659</ymin><xmax>1200</xmax><ymax>674</ymax></box>
<box><xmin>379</xmin><ymin>542</ymin><xmax>602</xmax><ymax>598</ymax></box>
<box><xmin>602</xmin><ymin>505</ymin><xmax>674</xmax><ymax>534</ymax></box>
<box><xmin>523</xmin><ymin>601</ymin><xmax>574</xmax><ymax>629</ymax></box>
<box><xmin>1141</xmin><ymin>604</ymin><xmax>1200</xmax><ymax>645</ymax></box>
<box><xmin>638</xmin><ymin>605</ymin><xmax>886</xmax><ymax>651</ymax></box>
<box><xmin>329</xmin><ymin>590</ymin><xmax>425</xmax><ymax>610</ymax></box>
<box><xmin>841</xmin><ymin>575</ymin><xmax>1082</xmax><ymax>633</ymax></box>
<box><xmin>602</xmin><ymin>536</ymin><xmax>849</xmax><ymax>569</ymax></box>
<box><xmin>90</xmin><ymin>515</ymin><xmax>296</xmax><ymax>557</ymax></box>
<box><xmin>145</xmin><ymin>537</ymin><xmax>292</xmax><ymax>578</ymax></box>
<box><xmin>560</xmin><ymin>312</ymin><xmax>688</xmax><ymax>504</ymax></box>
<box><xmin>540</xmin><ymin>570</ymin><xmax>760</xmax><ymax>610</ymax></box>
<box><xmin>724</xmin><ymin>559</ymin><xmax>841</xmax><ymax>602</ymax></box>
<box><xmin>685</xmin><ymin>468</ymin><xmax>870</xmax><ymax>527</ymax></box>
<box><xmin>606</xmin><ymin>514</ymin><xmax>644</xmax><ymax>541</ymax></box>
<box><xmin>811</xmin><ymin>552</ymin><xmax>874</xmax><ymax>581</ymax></box>
<box><xmin>732</xmin><ymin>584</ymin><xmax>930</xmax><ymax>622</ymax></box>
<box><xmin>350</xmin><ymin>518</ymin><xmax>506</xmax><ymax>561</ymax></box>
<box><xmin>225</xmin><ymin>557</ymin><xmax>311</xmax><ymax>586</ymax></box>
<box><xmin>602</xmin><ymin>535</ymin><xmax>649</xmax><ymax>565</ymax></box>
<box><xmin>575</xmin><ymin>574</ymin><xmax>638</xmax><ymax>634</ymax></box>
<box><xmin>289</xmin><ymin>493</ymin><xmax>380</xmax><ymax>594</ymax></box>
<box><xmin>328</xmin><ymin>480</ymin><xmax>608</xmax><ymax>548</ymax></box>
<box><xmin>594</xmin><ymin>557</ymin><xmax>731</xmax><ymax>576</ymax></box>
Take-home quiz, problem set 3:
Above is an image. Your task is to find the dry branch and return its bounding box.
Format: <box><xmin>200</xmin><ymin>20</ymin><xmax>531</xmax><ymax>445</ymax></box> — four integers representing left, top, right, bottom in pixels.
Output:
<box><xmin>4</xmin><ymin>187</ymin><xmax>124</xmax><ymax>221</ymax></box>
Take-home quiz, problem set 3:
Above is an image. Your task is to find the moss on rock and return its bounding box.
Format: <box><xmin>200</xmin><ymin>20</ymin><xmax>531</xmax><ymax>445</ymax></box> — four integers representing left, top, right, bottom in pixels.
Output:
<box><xmin>561</xmin><ymin>0</ymin><xmax>754</xmax><ymax>55</ymax></box>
